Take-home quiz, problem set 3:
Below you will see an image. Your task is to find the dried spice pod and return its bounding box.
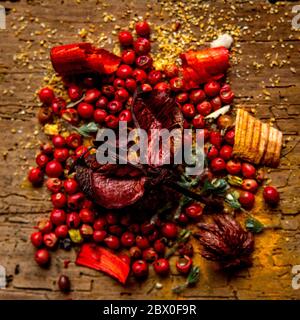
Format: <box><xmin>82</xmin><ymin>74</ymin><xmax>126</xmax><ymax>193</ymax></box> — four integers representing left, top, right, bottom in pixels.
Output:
<box><xmin>195</xmin><ymin>215</ymin><xmax>254</xmax><ymax>269</ymax></box>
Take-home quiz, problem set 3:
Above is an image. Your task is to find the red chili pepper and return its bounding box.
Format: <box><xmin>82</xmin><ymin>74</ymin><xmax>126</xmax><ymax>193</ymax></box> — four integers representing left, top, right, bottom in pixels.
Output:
<box><xmin>176</xmin><ymin>255</ymin><xmax>193</xmax><ymax>274</ymax></box>
<box><xmin>75</xmin><ymin>243</ymin><xmax>130</xmax><ymax>284</ymax></box>
<box><xmin>180</xmin><ymin>47</ymin><xmax>230</xmax><ymax>89</ymax></box>
<box><xmin>50</xmin><ymin>43</ymin><xmax>121</xmax><ymax>76</ymax></box>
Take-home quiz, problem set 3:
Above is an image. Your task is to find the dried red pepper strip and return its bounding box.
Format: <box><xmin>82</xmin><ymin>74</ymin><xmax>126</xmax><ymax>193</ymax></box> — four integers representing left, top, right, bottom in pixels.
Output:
<box><xmin>180</xmin><ymin>47</ymin><xmax>230</xmax><ymax>89</ymax></box>
<box><xmin>75</xmin><ymin>243</ymin><xmax>130</xmax><ymax>284</ymax></box>
<box><xmin>50</xmin><ymin>43</ymin><xmax>121</xmax><ymax>76</ymax></box>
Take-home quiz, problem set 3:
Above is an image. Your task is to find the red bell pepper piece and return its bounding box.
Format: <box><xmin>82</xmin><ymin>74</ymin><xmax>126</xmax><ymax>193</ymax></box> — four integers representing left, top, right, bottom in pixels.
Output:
<box><xmin>75</xmin><ymin>243</ymin><xmax>130</xmax><ymax>284</ymax></box>
<box><xmin>180</xmin><ymin>47</ymin><xmax>230</xmax><ymax>89</ymax></box>
<box><xmin>50</xmin><ymin>43</ymin><xmax>121</xmax><ymax>76</ymax></box>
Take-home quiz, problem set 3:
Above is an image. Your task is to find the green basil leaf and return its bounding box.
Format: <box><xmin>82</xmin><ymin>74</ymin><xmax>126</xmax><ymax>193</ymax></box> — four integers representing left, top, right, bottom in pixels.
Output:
<box><xmin>75</xmin><ymin>122</ymin><xmax>99</xmax><ymax>137</ymax></box>
<box><xmin>245</xmin><ymin>216</ymin><xmax>264</xmax><ymax>234</ymax></box>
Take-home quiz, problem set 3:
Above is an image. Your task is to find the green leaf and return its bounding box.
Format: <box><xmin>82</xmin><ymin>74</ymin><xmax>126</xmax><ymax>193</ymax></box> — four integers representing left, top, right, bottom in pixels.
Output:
<box><xmin>227</xmin><ymin>175</ymin><xmax>243</xmax><ymax>187</ymax></box>
<box><xmin>245</xmin><ymin>216</ymin><xmax>264</xmax><ymax>234</ymax></box>
<box><xmin>74</xmin><ymin>122</ymin><xmax>99</xmax><ymax>137</ymax></box>
<box><xmin>225</xmin><ymin>192</ymin><xmax>242</xmax><ymax>210</ymax></box>
<box><xmin>202</xmin><ymin>178</ymin><xmax>229</xmax><ymax>196</ymax></box>
<box><xmin>172</xmin><ymin>266</ymin><xmax>200</xmax><ymax>294</ymax></box>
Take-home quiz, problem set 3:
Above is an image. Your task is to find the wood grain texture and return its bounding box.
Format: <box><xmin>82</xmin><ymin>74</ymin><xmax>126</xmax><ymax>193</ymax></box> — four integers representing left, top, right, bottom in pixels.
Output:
<box><xmin>0</xmin><ymin>0</ymin><xmax>300</xmax><ymax>300</ymax></box>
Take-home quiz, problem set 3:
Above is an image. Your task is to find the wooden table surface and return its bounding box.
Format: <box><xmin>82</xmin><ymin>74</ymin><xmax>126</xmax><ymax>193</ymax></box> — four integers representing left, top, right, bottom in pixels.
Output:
<box><xmin>0</xmin><ymin>0</ymin><xmax>299</xmax><ymax>300</ymax></box>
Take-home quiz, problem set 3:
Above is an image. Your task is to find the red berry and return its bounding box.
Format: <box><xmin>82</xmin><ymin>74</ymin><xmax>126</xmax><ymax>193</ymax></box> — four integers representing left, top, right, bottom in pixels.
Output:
<box><xmin>83</xmin><ymin>76</ymin><xmax>96</xmax><ymax>88</ymax></box>
<box><xmin>164</xmin><ymin>64</ymin><xmax>179</xmax><ymax>78</ymax></box>
<box><xmin>84</xmin><ymin>89</ymin><xmax>101</xmax><ymax>104</ymax></box>
<box><xmin>75</xmin><ymin>145</ymin><xmax>88</xmax><ymax>158</ymax></box>
<box><xmin>153</xmin><ymin>258</ymin><xmax>170</xmax><ymax>276</ymax></box>
<box><xmin>54</xmin><ymin>148</ymin><xmax>69</xmax><ymax>162</ymax></box>
<box><xmin>119</xmin><ymin>110</ymin><xmax>132</xmax><ymax>122</ymax></box>
<box><xmin>241</xmin><ymin>163</ymin><xmax>256</xmax><ymax>179</ymax></box>
<box><xmin>67</xmin><ymin>192</ymin><xmax>85</xmax><ymax>210</ymax></box>
<box><xmin>210</xmin><ymin>131</ymin><xmax>222</xmax><ymax>149</ymax></box>
<box><xmin>185</xmin><ymin>203</ymin><xmax>203</xmax><ymax>219</ymax></box>
<box><xmin>40</xmin><ymin>143</ymin><xmax>53</xmax><ymax>155</ymax></box>
<box><xmin>136</xmin><ymin>55</ymin><xmax>153</xmax><ymax>70</ymax></box>
<box><xmin>50</xmin><ymin>208</ymin><xmax>66</xmax><ymax>225</ymax></box>
<box><xmin>210</xmin><ymin>157</ymin><xmax>226</xmax><ymax>173</ymax></box>
<box><xmin>79</xmin><ymin>208</ymin><xmax>95</xmax><ymax>224</ymax></box>
<box><xmin>141</xmin><ymin>83</ymin><xmax>152</xmax><ymax>93</ymax></box>
<box><xmin>115</xmin><ymin>88</ymin><xmax>129</xmax><ymax>102</ymax></box>
<box><xmin>102</xmin><ymin>85</ymin><xmax>115</xmax><ymax>98</ymax></box>
<box><xmin>113</xmin><ymin>78</ymin><xmax>125</xmax><ymax>89</ymax></box>
<box><xmin>210</xmin><ymin>96</ymin><xmax>222</xmax><ymax>111</ymax></box>
<box><xmin>207</xmin><ymin>145</ymin><xmax>219</xmax><ymax>160</ymax></box>
<box><xmin>43</xmin><ymin>232</ymin><xmax>58</xmax><ymax>249</ymax></box>
<box><xmin>105</xmin><ymin>115</ymin><xmax>119</xmax><ymax>128</ymax></box>
<box><xmin>175</xmin><ymin>92</ymin><xmax>189</xmax><ymax>104</ymax></box>
<box><xmin>95</xmin><ymin>96</ymin><xmax>108</xmax><ymax>109</ymax></box>
<box><xmin>61</xmin><ymin>108</ymin><xmax>79</xmax><ymax>125</ymax></box>
<box><xmin>225</xmin><ymin>129</ymin><xmax>235</xmax><ymax>145</ymax></box>
<box><xmin>132</xmin><ymin>69</ymin><xmax>148</xmax><ymax>83</ymax></box>
<box><xmin>153</xmin><ymin>239</ymin><xmax>166</xmax><ymax>255</ymax></box>
<box><xmin>128</xmin><ymin>223</ymin><xmax>140</xmax><ymax>234</ymax></box>
<box><xmin>122</xmin><ymin>49</ymin><xmax>136</xmax><ymax>65</ymax></box>
<box><xmin>77</xmin><ymin>102</ymin><xmax>94</xmax><ymax>119</ymax></box>
<box><xmin>66</xmin><ymin>212</ymin><xmax>81</xmax><ymax>229</ymax></box>
<box><xmin>239</xmin><ymin>191</ymin><xmax>255</xmax><ymax>209</ymax></box>
<box><xmin>52</xmin><ymin>135</ymin><xmax>65</xmax><ymax>148</ymax></box>
<box><xmin>118</xmin><ymin>253</ymin><xmax>131</xmax><ymax>265</ymax></box>
<box><xmin>45</xmin><ymin>160</ymin><xmax>63</xmax><ymax>178</ymax></box>
<box><xmin>132</xmin><ymin>260</ymin><xmax>149</xmax><ymax>278</ymax></box>
<box><xmin>108</xmin><ymin>224</ymin><xmax>123</xmax><ymax>236</ymax></box>
<box><xmin>31</xmin><ymin>231</ymin><xmax>43</xmax><ymax>248</ymax></box>
<box><xmin>104</xmin><ymin>235</ymin><xmax>120</xmax><ymax>250</ymax></box>
<box><xmin>142</xmin><ymin>248</ymin><xmax>158</xmax><ymax>262</ymax></box>
<box><xmin>35</xmin><ymin>153</ymin><xmax>50</xmax><ymax>168</ymax></box>
<box><xmin>154</xmin><ymin>81</ymin><xmax>171</xmax><ymax>92</ymax></box>
<box><xmin>182</xmin><ymin>103</ymin><xmax>196</xmax><ymax>118</ymax></box>
<box><xmin>129</xmin><ymin>246</ymin><xmax>142</xmax><ymax>259</ymax></box>
<box><xmin>196</xmin><ymin>101</ymin><xmax>212</xmax><ymax>116</ymax></box>
<box><xmin>204</xmin><ymin>81</ymin><xmax>221</xmax><ymax>97</ymax></box>
<box><xmin>93</xmin><ymin>230</ymin><xmax>107</xmax><ymax>243</ymax></box>
<box><xmin>38</xmin><ymin>219</ymin><xmax>53</xmax><ymax>234</ymax></box>
<box><xmin>170</xmin><ymin>77</ymin><xmax>185</xmax><ymax>92</ymax></box>
<box><xmin>28</xmin><ymin>167</ymin><xmax>44</xmax><ymax>185</ymax></box>
<box><xmin>263</xmin><ymin>186</ymin><xmax>280</xmax><ymax>205</ymax></box>
<box><xmin>63</xmin><ymin>178</ymin><xmax>79</xmax><ymax>195</ymax></box>
<box><xmin>176</xmin><ymin>213</ymin><xmax>189</xmax><ymax>225</ymax></box>
<box><xmin>220</xmin><ymin>84</ymin><xmax>235</xmax><ymax>104</ymax></box>
<box><xmin>116</xmin><ymin>64</ymin><xmax>133</xmax><ymax>79</ymax></box>
<box><xmin>93</xmin><ymin>217</ymin><xmax>107</xmax><ymax>230</ymax></box>
<box><xmin>66</xmin><ymin>133</ymin><xmax>82</xmax><ymax>149</ymax></box>
<box><xmin>118</xmin><ymin>30</ymin><xmax>133</xmax><ymax>46</ymax></box>
<box><xmin>51</xmin><ymin>192</ymin><xmax>67</xmax><ymax>208</ymax></box>
<box><xmin>134</xmin><ymin>37</ymin><xmax>151</xmax><ymax>55</ymax></box>
<box><xmin>219</xmin><ymin>145</ymin><xmax>233</xmax><ymax>161</ymax></box>
<box><xmin>105</xmin><ymin>212</ymin><xmax>119</xmax><ymax>225</ymax></box>
<box><xmin>58</xmin><ymin>275</ymin><xmax>71</xmax><ymax>292</ymax></box>
<box><xmin>140</xmin><ymin>222</ymin><xmax>155</xmax><ymax>235</ymax></box>
<box><xmin>148</xmin><ymin>70</ymin><xmax>162</xmax><ymax>85</ymax></box>
<box><xmin>125</xmin><ymin>78</ymin><xmax>137</xmax><ymax>92</ymax></box>
<box><xmin>192</xmin><ymin>114</ymin><xmax>205</xmax><ymax>129</ymax></box>
<box><xmin>35</xmin><ymin>249</ymin><xmax>50</xmax><ymax>266</ymax></box>
<box><xmin>135</xmin><ymin>21</ymin><xmax>151</xmax><ymax>37</ymax></box>
<box><xmin>161</xmin><ymin>222</ymin><xmax>178</xmax><ymax>239</ymax></box>
<box><xmin>39</xmin><ymin>87</ymin><xmax>55</xmax><ymax>104</ymax></box>
<box><xmin>121</xmin><ymin>231</ymin><xmax>135</xmax><ymax>247</ymax></box>
<box><xmin>67</xmin><ymin>84</ymin><xmax>82</xmax><ymax>101</ymax></box>
<box><xmin>80</xmin><ymin>224</ymin><xmax>94</xmax><ymax>237</ymax></box>
<box><xmin>136</xmin><ymin>235</ymin><xmax>150</xmax><ymax>250</ymax></box>
<box><xmin>242</xmin><ymin>179</ymin><xmax>259</xmax><ymax>193</ymax></box>
<box><xmin>55</xmin><ymin>225</ymin><xmax>68</xmax><ymax>239</ymax></box>
<box><xmin>226</xmin><ymin>159</ymin><xmax>241</xmax><ymax>175</ymax></box>
<box><xmin>190</xmin><ymin>89</ymin><xmax>206</xmax><ymax>104</ymax></box>
<box><xmin>107</xmin><ymin>100</ymin><xmax>123</xmax><ymax>114</ymax></box>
